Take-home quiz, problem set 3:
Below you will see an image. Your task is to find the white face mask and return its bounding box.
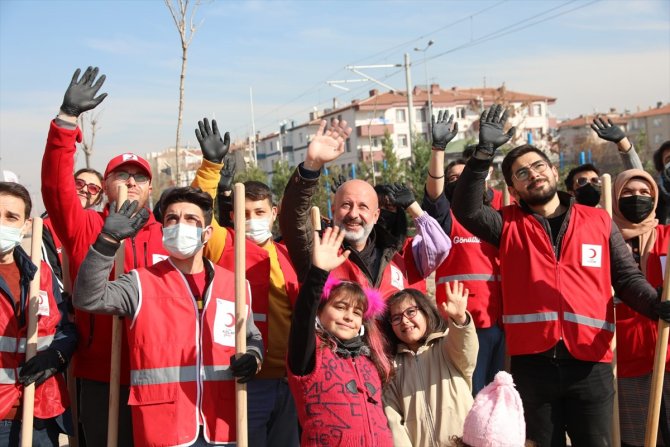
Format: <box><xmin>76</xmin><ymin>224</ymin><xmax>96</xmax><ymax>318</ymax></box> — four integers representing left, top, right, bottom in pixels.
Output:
<box><xmin>0</xmin><ymin>225</ymin><xmax>24</xmax><ymax>255</ymax></box>
<box><xmin>162</xmin><ymin>223</ymin><xmax>204</xmax><ymax>260</ymax></box>
<box><xmin>245</xmin><ymin>218</ymin><xmax>272</xmax><ymax>245</ymax></box>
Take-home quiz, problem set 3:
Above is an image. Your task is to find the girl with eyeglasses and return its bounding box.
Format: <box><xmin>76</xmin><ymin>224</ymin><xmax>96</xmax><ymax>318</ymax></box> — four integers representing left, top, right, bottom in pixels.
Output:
<box><xmin>382</xmin><ymin>284</ymin><xmax>478</xmax><ymax>446</ymax></box>
<box><xmin>287</xmin><ymin>225</ymin><xmax>393</xmax><ymax>446</ymax></box>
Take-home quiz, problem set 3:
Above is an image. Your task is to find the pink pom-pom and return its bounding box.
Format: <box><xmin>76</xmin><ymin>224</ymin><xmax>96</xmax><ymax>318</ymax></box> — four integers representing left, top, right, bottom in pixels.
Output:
<box><xmin>493</xmin><ymin>371</ymin><xmax>514</xmax><ymax>387</ymax></box>
<box><xmin>321</xmin><ymin>275</ymin><xmax>342</xmax><ymax>300</ymax></box>
<box><xmin>363</xmin><ymin>287</ymin><xmax>386</xmax><ymax>319</ymax></box>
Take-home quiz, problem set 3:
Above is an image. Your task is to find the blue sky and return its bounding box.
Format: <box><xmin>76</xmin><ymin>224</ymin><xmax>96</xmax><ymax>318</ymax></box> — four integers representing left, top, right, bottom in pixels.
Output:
<box><xmin>1</xmin><ymin>0</ymin><xmax>669</xmax><ymax>212</ymax></box>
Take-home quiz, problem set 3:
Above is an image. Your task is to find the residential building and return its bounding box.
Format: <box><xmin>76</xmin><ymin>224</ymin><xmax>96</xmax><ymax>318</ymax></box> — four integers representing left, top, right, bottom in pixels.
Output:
<box><xmin>628</xmin><ymin>102</ymin><xmax>670</xmax><ymax>162</ymax></box>
<box><xmin>253</xmin><ymin>84</ymin><xmax>556</xmax><ymax>181</ymax></box>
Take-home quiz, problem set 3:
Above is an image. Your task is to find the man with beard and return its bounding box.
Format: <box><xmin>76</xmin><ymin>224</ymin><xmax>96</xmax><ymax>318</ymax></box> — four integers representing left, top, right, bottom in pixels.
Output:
<box><xmin>452</xmin><ymin>104</ymin><xmax>670</xmax><ymax>446</ymax></box>
<box><xmin>279</xmin><ymin>119</ymin><xmax>450</xmax><ymax>298</ymax></box>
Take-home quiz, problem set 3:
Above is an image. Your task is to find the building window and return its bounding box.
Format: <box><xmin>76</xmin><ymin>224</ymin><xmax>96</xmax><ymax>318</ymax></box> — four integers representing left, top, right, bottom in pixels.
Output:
<box><xmin>531</xmin><ymin>104</ymin><xmax>542</xmax><ymax>116</ymax></box>
<box><xmin>653</xmin><ymin>118</ymin><xmax>662</xmax><ymax>127</ymax></box>
<box><xmin>396</xmin><ymin>109</ymin><xmax>406</xmax><ymax>123</ymax></box>
<box><xmin>398</xmin><ymin>134</ymin><xmax>408</xmax><ymax>148</ymax></box>
<box><xmin>655</xmin><ymin>134</ymin><xmax>662</xmax><ymax>144</ymax></box>
<box><xmin>346</xmin><ymin>139</ymin><xmax>351</xmax><ymax>153</ymax></box>
<box><xmin>372</xmin><ymin>137</ymin><xmax>381</xmax><ymax>148</ymax></box>
<box><xmin>299</xmin><ymin>133</ymin><xmax>304</xmax><ymax>143</ymax></box>
<box><xmin>415</xmin><ymin>108</ymin><xmax>426</xmax><ymax>122</ymax></box>
<box><xmin>456</xmin><ymin>107</ymin><xmax>466</xmax><ymax>119</ymax></box>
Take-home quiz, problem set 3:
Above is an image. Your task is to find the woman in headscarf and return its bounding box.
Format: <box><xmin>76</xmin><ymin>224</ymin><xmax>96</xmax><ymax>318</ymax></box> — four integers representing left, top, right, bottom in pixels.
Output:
<box><xmin>612</xmin><ymin>168</ymin><xmax>670</xmax><ymax>447</ymax></box>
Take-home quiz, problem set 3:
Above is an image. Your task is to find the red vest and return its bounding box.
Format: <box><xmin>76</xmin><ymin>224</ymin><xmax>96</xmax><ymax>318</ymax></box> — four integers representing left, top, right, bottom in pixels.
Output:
<box><xmin>331</xmin><ymin>255</ymin><xmax>408</xmax><ymax>299</ymax></box>
<box><xmin>435</xmin><ymin>212</ymin><xmax>502</xmax><ymax>328</ymax></box>
<box><xmin>288</xmin><ymin>339</ymin><xmax>393</xmax><ymax>446</ymax></box>
<box><xmin>72</xmin><ymin>215</ymin><xmax>168</xmax><ymax>384</ymax></box>
<box><xmin>0</xmin><ymin>261</ymin><xmax>69</xmax><ymax>419</ymax></box>
<box><xmin>392</xmin><ymin>238</ymin><xmax>427</xmax><ymax>293</ymax></box>
<box><xmin>616</xmin><ymin>224</ymin><xmax>670</xmax><ymax>377</ymax></box>
<box><xmin>216</xmin><ymin>229</ymin><xmax>299</xmax><ymax>346</ymax></box>
<box><xmin>500</xmin><ymin>204</ymin><xmax>614</xmax><ymax>362</ymax></box>
<box><xmin>127</xmin><ymin>259</ymin><xmax>248</xmax><ymax>446</ymax></box>
<box><xmin>490</xmin><ymin>188</ymin><xmax>504</xmax><ymax>210</ymax></box>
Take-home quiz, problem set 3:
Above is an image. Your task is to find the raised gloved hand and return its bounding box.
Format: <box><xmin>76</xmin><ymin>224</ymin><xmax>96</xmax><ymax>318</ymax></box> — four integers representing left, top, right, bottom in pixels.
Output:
<box><xmin>230</xmin><ymin>353</ymin><xmax>259</xmax><ymax>383</ymax></box>
<box><xmin>591</xmin><ymin>117</ymin><xmax>626</xmax><ymax>143</ymax></box>
<box><xmin>431</xmin><ymin>111</ymin><xmax>459</xmax><ymax>150</ymax></box>
<box><xmin>195</xmin><ymin>118</ymin><xmax>230</xmax><ymax>164</ymax></box>
<box><xmin>19</xmin><ymin>348</ymin><xmax>66</xmax><ymax>387</ymax></box>
<box><xmin>654</xmin><ymin>299</ymin><xmax>670</xmax><ymax>322</ymax></box>
<box><xmin>218</xmin><ymin>153</ymin><xmax>237</xmax><ymax>194</ymax></box>
<box><xmin>330</xmin><ymin>174</ymin><xmax>348</xmax><ymax>194</ymax></box>
<box><xmin>387</xmin><ymin>183</ymin><xmax>415</xmax><ymax>210</ymax></box>
<box><xmin>102</xmin><ymin>200</ymin><xmax>149</xmax><ymax>242</ymax></box>
<box><xmin>60</xmin><ymin>67</ymin><xmax>108</xmax><ymax>117</ymax></box>
<box><xmin>477</xmin><ymin>104</ymin><xmax>516</xmax><ymax>157</ymax></box>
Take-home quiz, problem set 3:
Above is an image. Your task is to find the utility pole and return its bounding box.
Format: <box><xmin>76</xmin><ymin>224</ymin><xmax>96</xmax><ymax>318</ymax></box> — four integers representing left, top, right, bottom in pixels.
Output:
<box><xmin>414</xmin><ymin>39</ymin><xmax>434</xmax><ymax>135</ymax></box>
<box><xmin>404</xmin><ymin>53</ymin><xmax>414</xmax><ymax>154</ymax></box>
<box><xmin>250</xmin><ymin>87</ymin><xmax>257</xmax><ymax>165</ymax></box>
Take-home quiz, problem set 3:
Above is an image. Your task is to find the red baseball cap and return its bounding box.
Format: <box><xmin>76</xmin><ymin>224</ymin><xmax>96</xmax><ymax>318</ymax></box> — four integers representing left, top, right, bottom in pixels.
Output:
<box><xmin>104</xmin><ymin>153</ymin><xmax>152</xmax><ymax>181</ymax></box>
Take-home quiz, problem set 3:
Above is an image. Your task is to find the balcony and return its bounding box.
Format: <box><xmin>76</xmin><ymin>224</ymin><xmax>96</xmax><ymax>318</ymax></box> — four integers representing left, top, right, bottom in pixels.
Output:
<box><xmin>357</xmin><ymin>124</ymin><xmax>394</xmax><ymax>138</ymax></box>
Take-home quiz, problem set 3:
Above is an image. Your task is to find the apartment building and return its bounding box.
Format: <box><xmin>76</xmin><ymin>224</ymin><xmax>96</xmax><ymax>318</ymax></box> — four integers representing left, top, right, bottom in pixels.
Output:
<box><xmin>254</xmin><ymin>84</ymin><xmax>556</xmax><ymax>180</ymax></box>
<box><xmin>628</xmin><ymin>103</ymin><xmax>670</xmax><ymax>161</ymax></box>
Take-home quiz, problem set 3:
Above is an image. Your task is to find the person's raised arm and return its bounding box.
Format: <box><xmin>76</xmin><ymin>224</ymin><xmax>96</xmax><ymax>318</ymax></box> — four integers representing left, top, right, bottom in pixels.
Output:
<box><xmin>73</xmin><ymin>200</ymin><xmax>149</xmax><ymax>317</ymax></box>
<box><xmin>439</xmin><ymin>280</ymin><xmax>478</xmax><ymax>380</ymax></box>
<box><xmin>452</xmin><ymin>105</ymin><xmax>515</xmax><ymax>247</ymax></box>
<box><xmin>426</xmin><ymin>111</ymin><xmax>458</xmax><ymax>200</ymax></box>
<box><xmin>287</xmin><ymin>226</ymin><xmax>350</xmax><ymax>376</ymax></box>
<box><xmin>42</xmin><ymin>67</ymin><xmax>108</xmax><ymax>254</ymax></box>
<box><xmin>279</xmin><ymin>119</ymin><xmax>352</xmax><ymax>281</ymax></box>
<box><xmin>387</xmin><ymin>183</ymin><xmax>451</xmax><ymax>278</ymax></box>
<box><xmin>591</xmin><ymin>116</ymin><xmax>642</xmax><ymax>170</ymax></box>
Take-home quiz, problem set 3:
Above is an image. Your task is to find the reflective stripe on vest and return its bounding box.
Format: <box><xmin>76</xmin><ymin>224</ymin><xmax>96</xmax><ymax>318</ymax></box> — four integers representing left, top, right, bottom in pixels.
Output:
<box><xmin>436</xmin><ymin>273</ymin><xmax>501</xmax><ymax>284</ymax></box>
<box><xmin>564</xmin><ymin>312</ymin><xmax>615</xmax><ymax>332</ymax></box>
<box><xmin>0</xmin><ymin>335</ymin><xmax>55</xmax><ymax>353</ymax></box>
<box><xmin>502</xmin><ymin>312</ymin><xmax>559</xmax><ymax>324</ymax></box>
<box><xmin>503</xmin><ymin>311</ymin><xmax>614</xmax><ymax>332</ymax></box>
<box><xmin>253</xmin><ymin>312</ymin><xmax>267</xmax><ymax>323</ymax></box>
<box><xmin>0</xmin><ymin>368</ymin><xmax>17</xmax><ymax>384</ymax></box>
<box><xmin>131</xmin><ymin>365</ymin><xmax>234</xmax><ymax>386</ymax></box>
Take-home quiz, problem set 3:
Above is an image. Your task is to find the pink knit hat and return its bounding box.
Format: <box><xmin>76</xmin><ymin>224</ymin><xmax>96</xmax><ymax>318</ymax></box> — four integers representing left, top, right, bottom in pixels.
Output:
<box><xmin>462</xmin><ymin>371</ymin><xmax>525</xmax><ymax>447</ymax></box>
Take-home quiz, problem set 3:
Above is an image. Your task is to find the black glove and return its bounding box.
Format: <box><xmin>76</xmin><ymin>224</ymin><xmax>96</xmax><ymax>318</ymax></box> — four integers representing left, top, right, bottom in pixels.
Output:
<box><xmin>218</xmin><ymin>153</ymin><xmax>236</xmax><ymax>194</ymax></box>
<box><xmin>477</xmin><ymin>104</ymin><xmax>516</xmax><ymax>158</ymax></box>
<box><xmin>654</xmin><ymin>300</ymin><xmax>670</xmax><ymax>322</ymax></box>
<box><xmin>431</xmin><ymin>110</ymin><xmax>459</xmax><ymax>150</ymax></box>
<box><xmin>196</xmin><ymin>118</ymin><xmax>230</xmax><ymax>164</ymax></box>
<box><xmin>19</xmin><ymin>348</ymin><xmax>66</xmax><ymax>387</ymax></box>
<box><xmin>590</xmin><ymin>117</ymin><xmax>626</xmax><ymax>143</ymax></box>
<box><xmin>60</xmin><ymin>67</ymin><xmax>108</xmax><ymax>117</ymax></box>
<box><xmin>387</xmin><ymin>183</ymin><xmax>415</xmax><ymax>210</ymax></box>
<box><xmin>102</xmin><ymin>200</ymin><xmax>149</xmax><ymax>242</ymax></box>
<box><xmin>230</xmin><ymin>353</ymin><xmax>259</xmax><ymax>383</ymax></box>
<box><xmin>330</xmin><ymin>174</ymin><xmax>347</xmax><ymax>194</ymax></box>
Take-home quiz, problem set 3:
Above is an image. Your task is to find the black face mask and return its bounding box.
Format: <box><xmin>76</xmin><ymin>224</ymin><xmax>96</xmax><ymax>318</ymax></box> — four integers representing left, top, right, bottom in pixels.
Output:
<box><xmin>574</xmin><ymin>184</ymin><xmax>601</xmax><ymax>207</ymax></box>
<box><xmin>618</xmin><ymin>195</ymin><xmax>655</xmax><ymax>223</ymax></box>
<box><xmin>445</xmin><ymin>181</ymin><xmax>457</xmax><ymax>201</ymax></box>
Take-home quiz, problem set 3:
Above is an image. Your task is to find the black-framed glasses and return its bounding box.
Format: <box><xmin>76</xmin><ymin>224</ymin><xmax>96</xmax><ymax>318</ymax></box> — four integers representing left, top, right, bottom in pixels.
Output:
<box><xmin>575</xmin><ymin>177</ymin><xmax>602</xmax><ymax>188</ymax></box>
<box><xmin>75</xmin><ymin>178</ymin><xmax>102</xmax><ymax>195</ymax></box>
<box><xmin>390</xmin><ymin>306</ymin><xmax>420</xmax><ymax>326</ymax></box>
<box><xmin>113</xmin><ymin>171</ymin><xmax>150</xmax><ymax>184</ymax></box>
<box><xmin>513</xmin><ymin>160</ymin><xmax>549</xmax><ymax>182</ymax></box>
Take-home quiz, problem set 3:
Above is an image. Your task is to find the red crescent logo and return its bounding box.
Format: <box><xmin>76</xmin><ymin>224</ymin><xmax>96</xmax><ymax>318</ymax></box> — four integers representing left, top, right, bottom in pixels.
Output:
<box><xmin>225</xmin><ymin>313</ymin><xmax>235</xmax><ymax>328</ymax></box>
<box><xmin>588</xmin><ymin>248</ymin><xmax>597</xmax><ymax>259</ymax></box>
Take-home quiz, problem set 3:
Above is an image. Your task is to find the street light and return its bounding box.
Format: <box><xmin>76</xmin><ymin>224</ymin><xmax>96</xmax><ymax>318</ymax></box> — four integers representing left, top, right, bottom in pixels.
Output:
<box><xmin>414</xmin><ymin>40</ymin><xmax>434</xmax><ymax>137</ymax></box>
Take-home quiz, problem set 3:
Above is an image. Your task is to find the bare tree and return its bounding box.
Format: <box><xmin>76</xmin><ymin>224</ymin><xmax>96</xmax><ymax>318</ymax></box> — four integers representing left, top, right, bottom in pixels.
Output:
<box><xmin>78</xmin><ymin>110</ymin><xmax>101</xmax><ymax>169</ymax></box>
<box><xmin>165</xmin><ymin>0</ymin><xmax>202</xmax><ymax>186</ymax></box>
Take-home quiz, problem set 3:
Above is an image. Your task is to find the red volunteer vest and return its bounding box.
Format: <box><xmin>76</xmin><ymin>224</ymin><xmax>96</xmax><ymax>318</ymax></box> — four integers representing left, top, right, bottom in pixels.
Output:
<box><xmin>288</xmin><ymin>339</ymin><xmax>393</xmax><ymax>446</ymax></box>
<box><xmin>435</xmin><ymin>212</ymin><xmax>502</xmax><ymax>328</ymax></box>
<box><xmin>616</xmin><ymin>224</ymin><xmax>670</xmax><ymax>377</ymax></box>
<box><xmin>500</xmin><ymin>204</ymin><xmax>614</xmax><ymax>362</ymax></box>
<box><xmin>127</xmin><ymin>259</ymin><xmax>248</xmax><ymax>446</ymax></box>
<box><xmin>392</xmin><ymin>237</ymin><xmax>427</xmax><ymax>293</ymax></box>
<box><xmin>217</xmin><ymin>229</ymin><xmax>299</xmax><ymax>346</ymax></box>
<box><xmin>72</xmin><ymin>216</ymin><xmax>168</xmax><ymax>384</ymax></box>
<box><xmin>0</xmin><ymin>262</ymin><xmax>69</xmax><ymax>419</ymax></box>
<box><xmin>331</xmin><ymin>255</ymin><xmax>408</xmax><ymax>299</ymax></box>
